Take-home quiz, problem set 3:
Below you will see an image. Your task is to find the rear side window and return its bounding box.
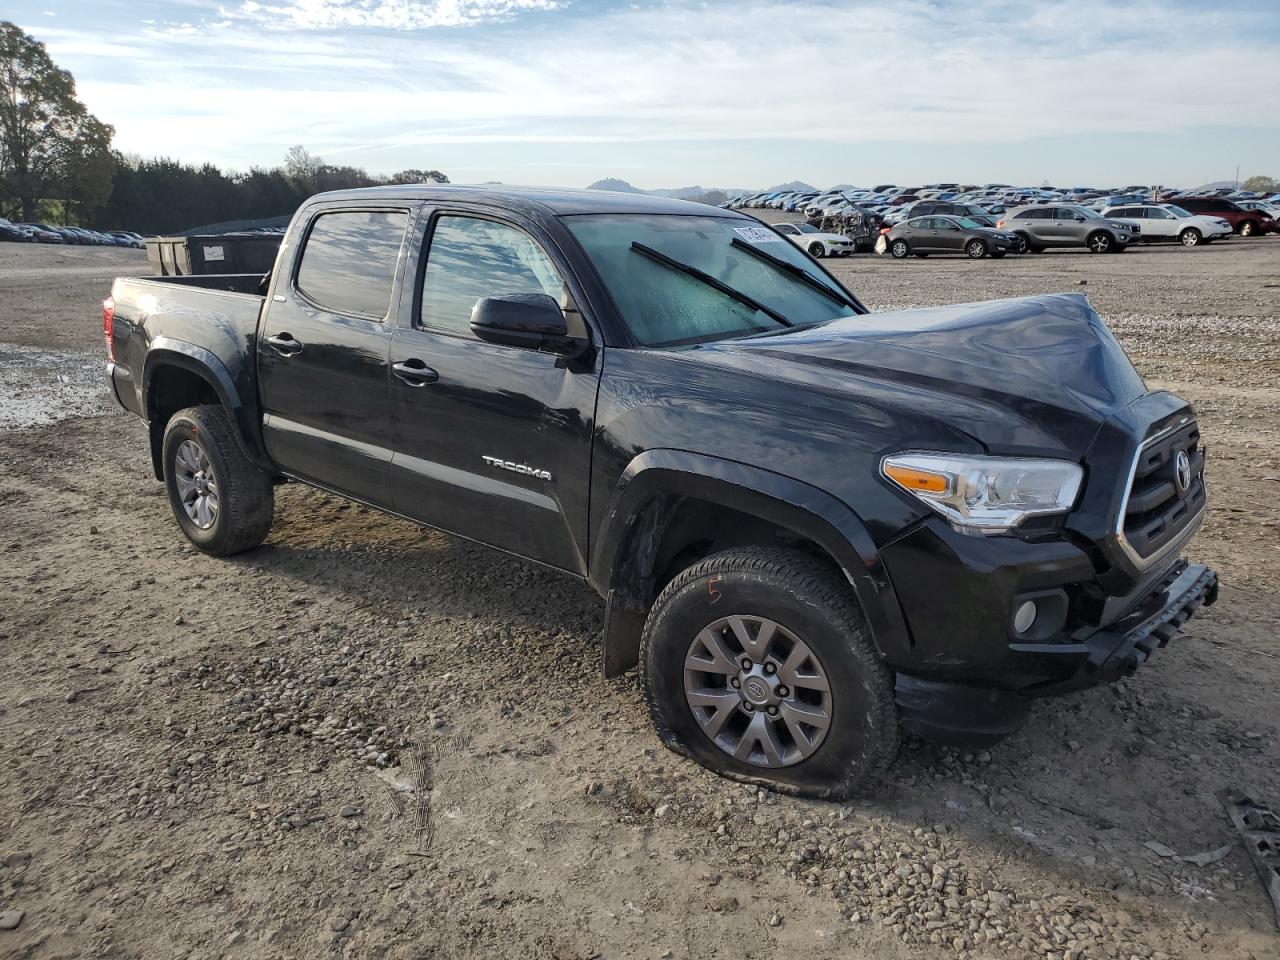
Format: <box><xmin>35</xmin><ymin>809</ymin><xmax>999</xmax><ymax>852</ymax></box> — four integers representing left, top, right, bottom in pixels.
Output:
<box><xmin>296</xmin><ymin>210</ymin><xmax>409</xmax><ymax>318</ymax></box>
<box><xmin>1014</xmin><ymin>209</ymin><xmax>1042</xmax><ymax>220</ymax></box>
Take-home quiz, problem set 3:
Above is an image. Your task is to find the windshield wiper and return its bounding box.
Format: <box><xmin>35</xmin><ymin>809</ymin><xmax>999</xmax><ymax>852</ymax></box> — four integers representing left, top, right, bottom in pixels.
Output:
<box><xmin>630</xmin><ymin>242</ymin><xmax>792</xmax><ymax>327</ymax></box>
<box><xmin>729</xmin><ymin>237</ymin><xmax>864</xmax><ymax>311</ymax></box>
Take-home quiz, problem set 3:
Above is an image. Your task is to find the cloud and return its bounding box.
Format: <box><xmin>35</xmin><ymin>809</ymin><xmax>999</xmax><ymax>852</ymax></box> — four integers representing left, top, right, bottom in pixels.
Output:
<box><xmin>222</xmin><ymin>0</ymin><xmax>565</xmax><ymax>30</ymax></box>
<box><xmin>31</xmin><ymin>0</ymin><xmax>1280</xmax><ymax>184</ymax></box>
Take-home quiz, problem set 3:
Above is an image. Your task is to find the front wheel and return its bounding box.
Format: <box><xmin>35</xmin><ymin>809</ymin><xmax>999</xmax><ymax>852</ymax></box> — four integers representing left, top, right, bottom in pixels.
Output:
<box><xmin>965</xmin><ymin>239</ymin><xmax>987</xmax><ymax>259</ymax></box>
<box><xmin>890</xmin><ymin>239</ymin><xmax>910</xmax><ymax>259</ymax></box>
<box><xmin>1180</xmin><ymin>228</ymin><xmax>1202</xmax><ymax>247</ymax></box>
<box><xmin>163</xmin><ymin>405</ymin><xmax>274</xmax><ymax>556</ymax></box>
<box><xmin>1087</xmin><ymin>231</ymin><xmax>1113</xmax><ymax>254</ymax></box>
<box><xmin>1011</xmin><ymin>233</ymin><xmax>1031</xmax><ymax>254</ymax></box>
<box><xmin>641</xmin><ymin>547</ymin><xmax>899</xmax><ymax>799</ymax></box>
<box><xmin>807</xmin><ymin>241</ymin><xmax>825</xmax><ymax>258</ymax></box>
<box><xmin>1238</xmin><ymin>220</ymin><xmax>1256</xmax><ymax>237</ymax></box>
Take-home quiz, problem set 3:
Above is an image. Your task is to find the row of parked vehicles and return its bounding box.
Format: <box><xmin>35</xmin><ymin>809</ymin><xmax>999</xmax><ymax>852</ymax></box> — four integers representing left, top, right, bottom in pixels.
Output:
<box><xmin>729</xmin><ymin>184</ymin><xmax>1280</xmax><ymax>244</ymax></box>
<box><xmin>0</xmin><ymin>217</ymin><xmax>147</xmax><ymax>248</ymax></box>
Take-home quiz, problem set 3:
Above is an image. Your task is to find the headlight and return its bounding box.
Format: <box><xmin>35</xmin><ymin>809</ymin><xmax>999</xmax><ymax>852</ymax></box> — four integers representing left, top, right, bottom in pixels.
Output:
<box><xmin>881</xmin><ymin>453</ymin><xmax>1083</xmax><ymax>534</ymax></box>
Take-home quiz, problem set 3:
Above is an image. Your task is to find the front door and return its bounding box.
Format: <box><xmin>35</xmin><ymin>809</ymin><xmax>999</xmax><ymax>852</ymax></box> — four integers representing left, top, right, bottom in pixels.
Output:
<box><xmin>387</xmin><ymin>210</ymin><xmax>602</xmax><ymax>575</ymax></box>
<box><xmin>933</xmin><ymin>218</ymin><xmax>965</xmax><ymax>252</ymax></box>
<box><xmin>257</xmin><ymin>205</ymin><xmax>412</xmax><ymax>506</ymax></box>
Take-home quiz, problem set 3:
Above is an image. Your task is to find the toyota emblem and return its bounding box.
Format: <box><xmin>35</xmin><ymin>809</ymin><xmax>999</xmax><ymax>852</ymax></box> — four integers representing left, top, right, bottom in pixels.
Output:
<box><xmin>1174</xmin><ymin>449</ymin><xmax>1192</xmax><ymax>493</ymax></box>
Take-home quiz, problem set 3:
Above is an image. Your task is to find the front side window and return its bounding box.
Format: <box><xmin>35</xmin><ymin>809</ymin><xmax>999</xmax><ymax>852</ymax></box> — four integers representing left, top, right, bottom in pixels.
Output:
<box><xmin>775</xmin><ymin>223</ymin><xmax>798</xmax><ymax>235</ymax></box>
<box><xmin>564</xmin><ymin>214</ymin><xmax>858</xmax><ymax>347</ymax></box>
<box><xmin>419</xmin><ymin>216</ymin><xmax>564</xmax><ymax>337</ymax></box>
<box><xmin>296</xmin><ymin>210</ymin><xmax>409</xmax><ymax>318</ymax></box>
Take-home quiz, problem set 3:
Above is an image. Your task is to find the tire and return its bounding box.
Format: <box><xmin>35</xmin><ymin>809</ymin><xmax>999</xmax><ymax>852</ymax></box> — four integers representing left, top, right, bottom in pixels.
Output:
<box><xmin>1238</xmin><ymin>220</ymin><xmax>1256</xmax><ymax>237</ymax></box>
<box><xmin>640</xmin><ymin>547</ymin><xmax>899</xmax><ymax>799</ymax></box>
<box><xmin>162</xmin><ymin>405</ymin><xmax>274</xmax><ymax>556</ymax></box>
<box><xmin>1087</xmin><ymin>231</ymin><xmax>1113</xmax><ymax>254</ymax></box>
<box><xmin>1011</xmin><ymin>232</ymin><xmax>1031</xmax><ymax>254</ymax></box>
<box><xmin>807</xmin><ymin>241</ymin><xmax>825</xmax><ymax>258</ymax></box>
<box><xmin>1179</xmin><ymin>228</ymin><xmax>1201</xmax><ymax>247</ymax></box>
<box><xmin>890</xmin><ymin>239</ymin><xmax>910</xmax><ymax>259</ymax></box>
<box><xmin>965</xmin><ymin>239</ymin><xmax>987</xmax><ymax>259</ymax></box>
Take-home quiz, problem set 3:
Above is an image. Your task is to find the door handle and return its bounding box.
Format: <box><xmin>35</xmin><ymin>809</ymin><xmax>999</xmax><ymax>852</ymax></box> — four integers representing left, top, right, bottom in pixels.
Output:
<box><xmin>392</xmin><ymin>359</ymin><xmax>439</xmax><ymax>386</ymax></box>
<box><xmin>266</xmin><ymin>333</ymin><xmax>303</xmax><ymax>356</ymax></box>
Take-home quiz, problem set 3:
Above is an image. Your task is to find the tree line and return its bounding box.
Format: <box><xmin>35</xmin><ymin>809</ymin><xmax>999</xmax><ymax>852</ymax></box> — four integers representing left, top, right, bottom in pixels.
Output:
<box><xmin>1</xmin><ymin>21</ymin><xmax>447</xmax><ymax>235</ymax></box>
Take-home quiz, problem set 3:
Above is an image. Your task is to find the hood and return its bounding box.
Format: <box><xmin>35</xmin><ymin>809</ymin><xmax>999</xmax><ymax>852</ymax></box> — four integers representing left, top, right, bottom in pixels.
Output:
<box><xmin>685</xmin><ymin>293</ymin><xmax>1148</xmax><ymax>457</ymax></box>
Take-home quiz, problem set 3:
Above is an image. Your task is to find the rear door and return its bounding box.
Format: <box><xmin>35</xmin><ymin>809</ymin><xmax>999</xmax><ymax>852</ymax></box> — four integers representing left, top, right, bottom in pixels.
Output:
<box><xmin>257</xmin><ymin>204</ymin><xmax>413</xmax><ymax>507</ymax></box>
<box><xmin>385</xmin><ymin>207</ymin><xmax>603</xmax><ymax>575</ymax></box>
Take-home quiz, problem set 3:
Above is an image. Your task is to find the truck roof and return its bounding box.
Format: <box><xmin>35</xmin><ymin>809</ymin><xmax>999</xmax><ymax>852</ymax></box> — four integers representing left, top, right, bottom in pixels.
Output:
<box><xmin>305</xmin><ymin>184</ymin><xmax>750</xmax><ymax>218</ymax></box>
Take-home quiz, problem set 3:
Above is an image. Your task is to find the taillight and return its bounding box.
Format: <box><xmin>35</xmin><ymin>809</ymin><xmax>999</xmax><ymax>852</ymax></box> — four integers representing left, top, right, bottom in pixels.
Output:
<box><xmin>996</xmin><ymin>219</ymin><xmax>1005</xmax><ymax>228</ymax></box>
<box><xmin>102</xmin><ymin>296</ymin><xmax>115</xmax><ymax>362</ymax></box>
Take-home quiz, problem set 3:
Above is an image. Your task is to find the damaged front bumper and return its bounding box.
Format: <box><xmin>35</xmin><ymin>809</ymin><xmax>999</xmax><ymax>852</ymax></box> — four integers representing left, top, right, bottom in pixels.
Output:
<box><xmin>895</xmin><ymin>559</ymin><xmax>1218</xmax><ymax>746</ymax></box>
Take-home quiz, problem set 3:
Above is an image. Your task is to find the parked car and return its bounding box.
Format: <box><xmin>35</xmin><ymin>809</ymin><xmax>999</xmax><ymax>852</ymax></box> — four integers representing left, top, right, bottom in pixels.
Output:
<box><xmin>1171</xmin><ymin>197</ymin><xmax>1277</xmax><ymax>236</ymax></box>
<box><xmin>998</xmin><ymin>204</ymin><xmax>1137</xmax><ymax>253</ymax></box>
<box><xmin>886</xmin><ymin>216</ymin><xmax>1020</xmax><ymax>259</ymax></box>
<box><xmin>0</xmin><ymin>217</ymin><xmax>34</xmax><ymax>242</ymax></box>
<box><xmin>102</xmin><ymin>184</ymin><xmax>1217</xmax><ymax>797</ymax></box>
<box><xmin>109</xmin><ymin>231</ymin><xmax>146</xmax><ymax>248</ymax></box>
<box><xmin>1101</xmin><ymin>204</ymin><xmax>1232</xmax><ymax>247</ymax></box>
<box><xmin>17</xmin><ymin>223</ymin><xmax>63</xmax><ymax>243</ymax></box>
<box><xmin>773</xmin><ymin>221</ymin><xmax>855</xmax><ymax>257</ymax></box>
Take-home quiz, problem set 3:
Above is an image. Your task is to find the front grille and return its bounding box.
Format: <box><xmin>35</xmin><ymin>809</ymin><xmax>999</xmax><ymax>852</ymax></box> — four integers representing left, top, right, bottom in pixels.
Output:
<box><xmin>1120</xmin><ymin>420</ymin><xmax>1205</xmax><ymax>562</ymax></box>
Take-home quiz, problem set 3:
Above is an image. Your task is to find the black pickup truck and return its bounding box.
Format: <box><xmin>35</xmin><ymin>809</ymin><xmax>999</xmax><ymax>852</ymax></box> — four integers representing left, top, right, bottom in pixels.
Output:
<box><xmin>105</xmin><ymin>186</ymin><xmax>1217</xmax><ymax>797</ymax></box>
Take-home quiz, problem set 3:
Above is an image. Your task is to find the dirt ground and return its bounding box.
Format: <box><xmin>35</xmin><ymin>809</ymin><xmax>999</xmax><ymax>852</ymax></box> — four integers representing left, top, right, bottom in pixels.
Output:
<box><xmin>1</xmin><ymin>233</ymin><xmax>1278</xmax><ymax>960</ymax></box>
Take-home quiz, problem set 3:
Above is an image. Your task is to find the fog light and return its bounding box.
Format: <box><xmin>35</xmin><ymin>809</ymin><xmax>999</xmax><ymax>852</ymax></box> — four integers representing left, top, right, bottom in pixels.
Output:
<box><xmin>1014</xmin><ymin>600</ymin><xmax>1038</xmax><ymax>634</ymax></box>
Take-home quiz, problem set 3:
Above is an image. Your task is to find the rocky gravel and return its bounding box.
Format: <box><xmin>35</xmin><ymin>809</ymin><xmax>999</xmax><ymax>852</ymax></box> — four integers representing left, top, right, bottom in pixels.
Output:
<box><xmin>2</xmin><ymin>241</ymin><xmax>1279</xmax><ymax>959</ymax></box>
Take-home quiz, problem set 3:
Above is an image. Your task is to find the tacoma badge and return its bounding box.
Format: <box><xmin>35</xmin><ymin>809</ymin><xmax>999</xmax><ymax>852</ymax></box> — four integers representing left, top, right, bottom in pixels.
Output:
<box><xmin>482</xmin><ymin>455</ymin><xmax>552</xmax><ymax>481</ymax></box>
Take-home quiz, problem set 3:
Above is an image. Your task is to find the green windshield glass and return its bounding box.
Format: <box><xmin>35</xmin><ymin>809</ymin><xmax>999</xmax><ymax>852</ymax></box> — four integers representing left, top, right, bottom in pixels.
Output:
<box><xmin>564</xmin><ymin>214</ymin><xmax>856</xmax><ymax>346</ymax></box>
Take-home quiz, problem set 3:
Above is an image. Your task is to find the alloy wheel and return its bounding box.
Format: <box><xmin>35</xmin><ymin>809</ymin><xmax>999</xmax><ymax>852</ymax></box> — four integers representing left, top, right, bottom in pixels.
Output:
<box><xmin>683</xmin><ymin>615</ymin><xmax>833</xmax><ymax>768</ymax></box>
<box><xmin>173</xmin><ymin>439</ymin><xmax>219</xmax><ymax>529</ymax></box>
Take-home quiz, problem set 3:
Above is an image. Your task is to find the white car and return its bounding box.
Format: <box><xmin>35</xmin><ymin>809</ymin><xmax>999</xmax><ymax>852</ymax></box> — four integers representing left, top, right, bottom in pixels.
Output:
<box><xmin>773</xmin><ymin>221</ymin><xmax>855</xmax><ymax>257</ymax></box>
<box><xmin>1102</xmin><ymin>204</ymin><xmax>1232</xmax><ymax>246</ymax></box>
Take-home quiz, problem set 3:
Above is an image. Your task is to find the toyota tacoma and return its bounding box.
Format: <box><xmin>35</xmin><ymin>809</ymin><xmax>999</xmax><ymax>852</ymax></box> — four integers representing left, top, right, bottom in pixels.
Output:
<box><xmin>104</xmin><ymin>186</ymin><xmax>1218</xmax><ymax>797</ymax></box>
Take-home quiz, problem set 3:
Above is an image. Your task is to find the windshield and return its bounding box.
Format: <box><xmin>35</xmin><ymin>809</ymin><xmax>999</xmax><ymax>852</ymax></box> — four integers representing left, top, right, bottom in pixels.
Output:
<box><xmin>1077</xmin><ymin>208</ymin><xmax>1104</xmax><ymax>220</ymax></box>
<box><xmin>952</xmin><ymin>217</ymin><xmax>985</xmax><ymax>229</ymax></box>
<box><xmin>1164</xmin><ymin>205</ymin><xmax>1191</xmax><ymax>218</ymax></box>
<box><xmin>795</xmin><ymin>223</ymin><xmax>819</xmax><ymax>234</ymax></box>
<box><xmin>565</xmin><ymin>214</ymin><xmax>858</xmax><ymax>346</ymax></box>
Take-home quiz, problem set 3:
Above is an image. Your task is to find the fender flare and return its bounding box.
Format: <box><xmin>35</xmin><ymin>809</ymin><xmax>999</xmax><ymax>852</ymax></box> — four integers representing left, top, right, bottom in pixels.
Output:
<box><xmin>592</xmin><ymin>449</ymin><xmax>911</xmax><ymax>676</ymax></box>
<box><xmin>143</xmin><ymin>338</ymin><xmax>273</xmax><ymax>477</ymax></box>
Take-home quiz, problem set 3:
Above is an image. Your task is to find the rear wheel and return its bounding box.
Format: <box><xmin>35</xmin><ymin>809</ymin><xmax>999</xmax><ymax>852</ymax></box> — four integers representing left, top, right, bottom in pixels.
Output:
<box><xmin>641</xmin><ymin>547</ymin><xmax>898</xmax><ymax>798</ymax></box>
<box><xmin>965</xmin><ymin>239</ymin><xmax>988</xmax><ymax>259</ymax></box>
<box><xmin>1087</xmin><ymin>231</ymin><xmax>1113</xmax><ymax>254</ymax></box>
<box><xmin>890</xmin><ymin>239</ymin><xmax>910</xmax><ymax>259</ymax></box>
<box><xmin>807</xmin><ymin>241</ymin><xmax>825</xmax><ymax>258</ymax></box>
<box><xmin>1179</xmin><ymin>228</ymin><xmax>1202</xmax><ymax>247</ymax></box>
<box><xmin>162</xmin><ymin>405</ymin><xmax>274</xmax><ymax>556</ymax></box>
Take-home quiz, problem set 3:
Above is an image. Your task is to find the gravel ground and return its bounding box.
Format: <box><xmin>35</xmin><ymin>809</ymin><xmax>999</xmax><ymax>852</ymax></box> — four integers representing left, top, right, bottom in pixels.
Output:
<box><xmin>1</xmin><ymin>237</ymin><xmax>1278</xmax><ymax>960</ymax></box>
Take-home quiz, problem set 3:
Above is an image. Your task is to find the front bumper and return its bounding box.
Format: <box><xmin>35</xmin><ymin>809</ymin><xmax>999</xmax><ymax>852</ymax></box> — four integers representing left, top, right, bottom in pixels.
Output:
<box><xmin>880</xmin><ymin>516</ymin><xmax>1217</xmax><ymax>694</ymax></box>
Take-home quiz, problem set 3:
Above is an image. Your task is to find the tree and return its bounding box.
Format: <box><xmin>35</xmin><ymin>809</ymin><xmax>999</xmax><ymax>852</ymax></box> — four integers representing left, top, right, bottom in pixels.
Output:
<box><xmin>388</xmin><ymin>168</ymin><xmax>450</xmax><ymax>185</ymax></box>
<box><xmin>284</xmin><ymin>144</ymin><xmax>322</xmax><ymax>181</ymax></box>
<box><xmin>0</xmin><ymin>21</ymin><xmax>115</xmax><ymax>221</ymax></box>
<box><xmin>1243</xmin><ymin>175</ymin><xmax>1278</xmax><ymax>194</ymax></box>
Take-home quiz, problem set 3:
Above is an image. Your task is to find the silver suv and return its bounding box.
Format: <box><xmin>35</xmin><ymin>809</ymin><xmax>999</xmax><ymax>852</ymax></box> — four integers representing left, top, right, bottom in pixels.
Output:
<box><xmin>998</xmin><ymin>203</ymin><xmax>1138</xmax><ymax>254</ymax></box>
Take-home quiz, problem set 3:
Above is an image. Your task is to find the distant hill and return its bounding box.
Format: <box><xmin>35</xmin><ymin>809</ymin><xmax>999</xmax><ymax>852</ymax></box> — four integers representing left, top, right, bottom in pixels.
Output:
<box><xmin>764</xmin><ymin>181</ymin><xmax>817</xmax><ymax>193</ymax></box>
<box><xmin>586</xmin><ymin>178</ymin><xmax>646</xmax><ymax>193</ymax></box>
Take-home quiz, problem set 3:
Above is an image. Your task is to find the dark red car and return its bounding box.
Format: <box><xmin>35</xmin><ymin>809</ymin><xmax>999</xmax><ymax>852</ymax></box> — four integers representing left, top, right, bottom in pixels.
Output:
<box><xmin>1165</xmin><ymin>197</ymin><xmax>1277</xmax><ymax>236</ymax></box>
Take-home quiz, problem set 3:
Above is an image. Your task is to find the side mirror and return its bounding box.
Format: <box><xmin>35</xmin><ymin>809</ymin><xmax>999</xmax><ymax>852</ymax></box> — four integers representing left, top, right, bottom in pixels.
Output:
<box><xmin>470</xmin><ymin>293</ymin><xmax>585</xmax><ymax>356</ymax></box>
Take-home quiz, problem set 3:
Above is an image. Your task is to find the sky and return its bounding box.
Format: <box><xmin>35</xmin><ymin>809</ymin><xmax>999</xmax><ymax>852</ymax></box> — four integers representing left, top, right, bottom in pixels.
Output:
<box><xmin>11</xmin><ymin>0</ymin><xmax>1280</xmax><ymax>191</ymax></box>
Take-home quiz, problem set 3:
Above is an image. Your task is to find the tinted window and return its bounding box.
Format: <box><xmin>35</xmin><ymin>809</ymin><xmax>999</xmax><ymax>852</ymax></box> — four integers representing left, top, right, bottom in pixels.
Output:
<box><xmin>910</xmin><ymin>218</ymin><xmax>935</xmax><ymax>229</ymax></box>
<box><xmin>914</xmin><ymin>203</ymin><xmax>935</xmax><ymax>215</ymax></box>
<box><xmin>1014</xmin><ymin>209</ymin><xmax>1044</xmax><ymax>220</ymax></box>
<box><xmin>296</xmin><ymin>210</ymin><xmax>408</xmax><ymax>318</ymax></box>
<box><xmin>1114</xmin><ymin>208</ymin><xmax>1143</xmax><ymax>218</ymax></box>
<box><xmin>775</xmin><ymin>223</ymin><xmax>797</xmax><ymax>235</ymax></box>
<box><xmin>419</xmin><ymin>216</ymin><xmax>564</xmax><ymax>337</ymax></box>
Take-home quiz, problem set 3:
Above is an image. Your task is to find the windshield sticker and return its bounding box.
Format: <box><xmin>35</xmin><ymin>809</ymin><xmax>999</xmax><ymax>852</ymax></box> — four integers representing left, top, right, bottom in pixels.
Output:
<box><xmin>733</xmin><ymin>226</ymin><xmax>783</xmax><ymax>244</ymax></box>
